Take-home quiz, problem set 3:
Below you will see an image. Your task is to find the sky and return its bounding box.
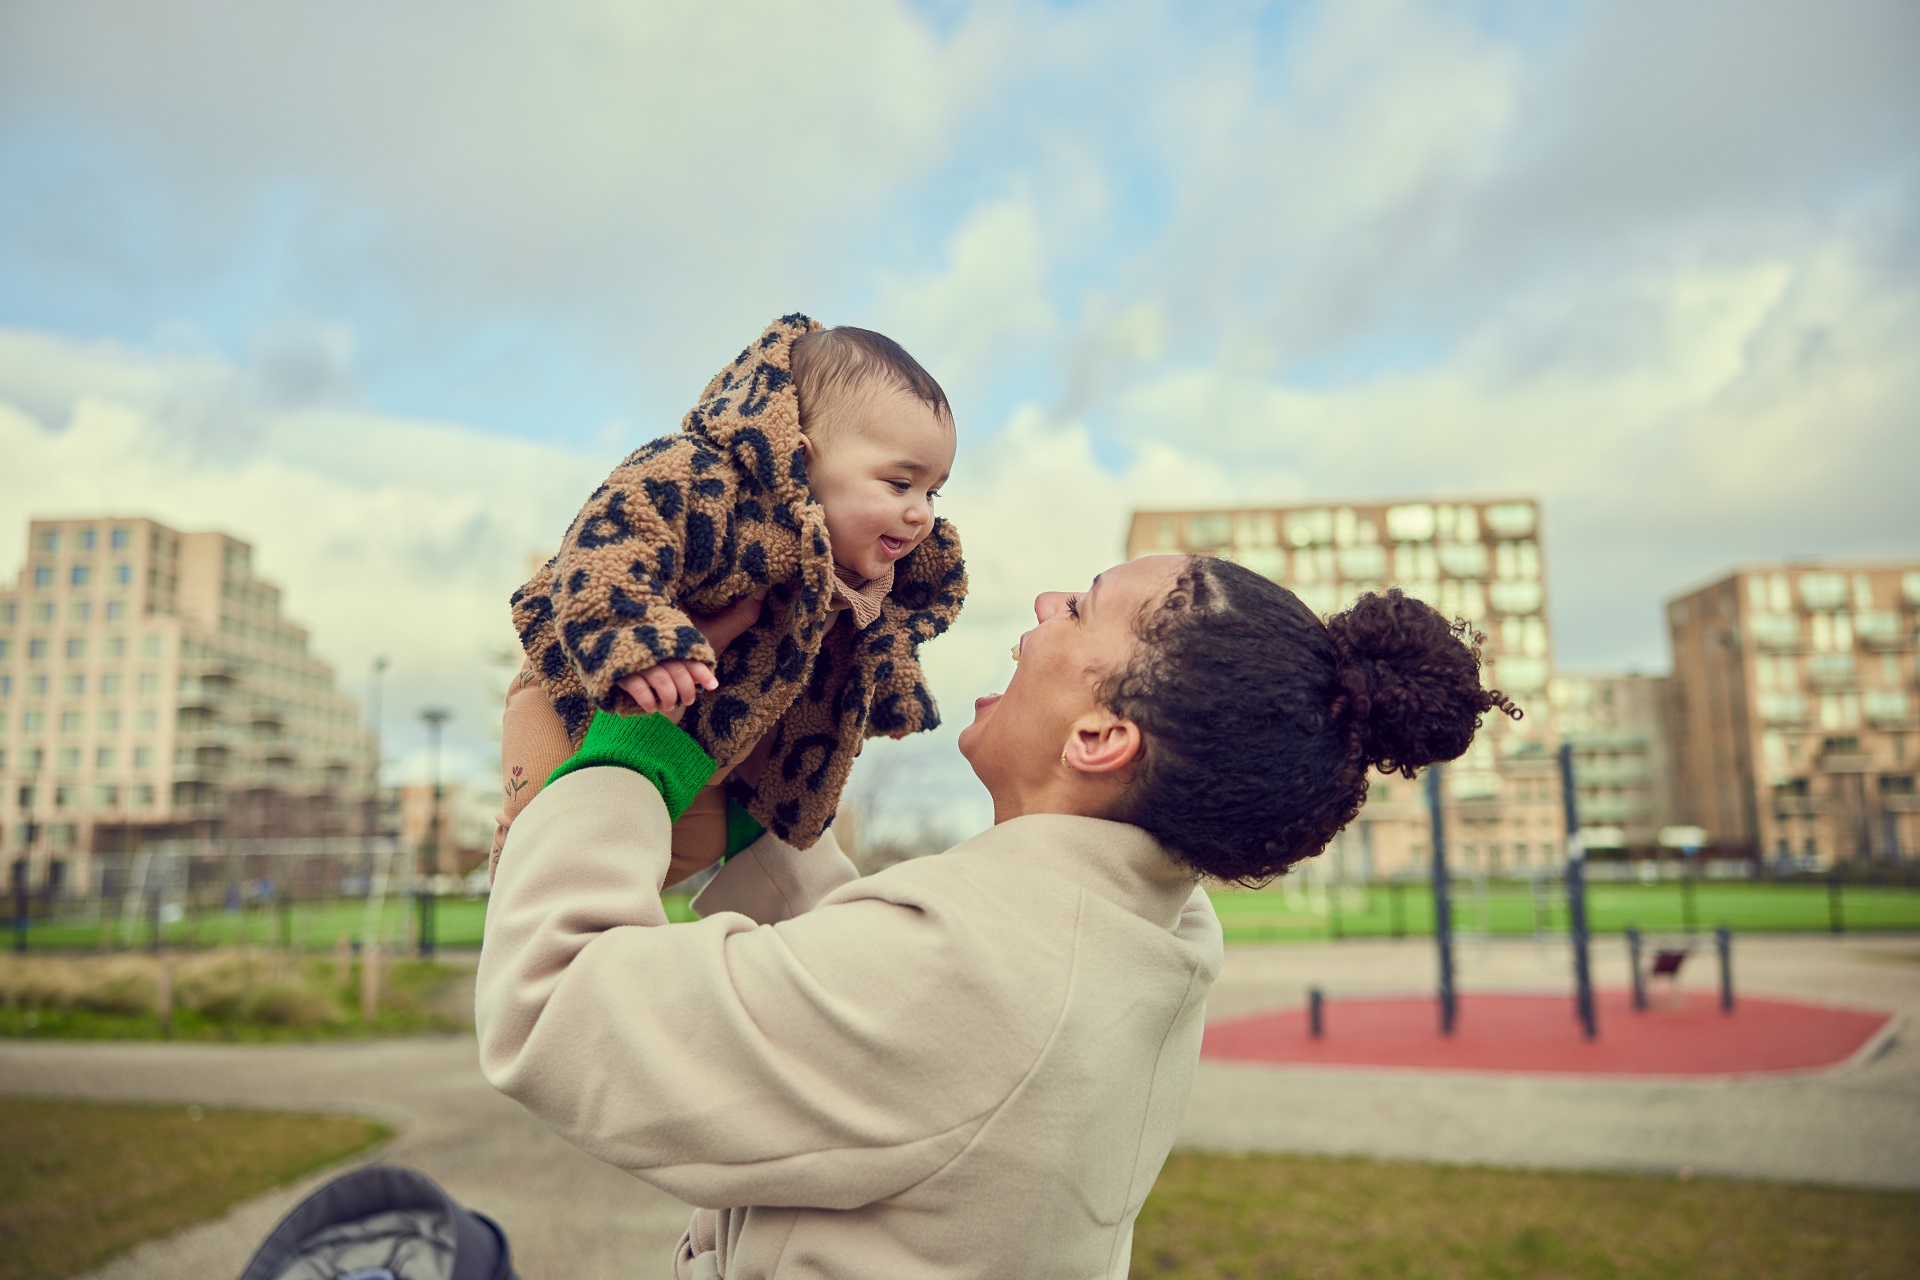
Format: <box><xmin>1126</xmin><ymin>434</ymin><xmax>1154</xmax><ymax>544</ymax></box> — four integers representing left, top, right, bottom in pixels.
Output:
<box><xmin>1</xmin><ymin>0</ymin><xmax>1915</xmax><ymax>836</ymax></box>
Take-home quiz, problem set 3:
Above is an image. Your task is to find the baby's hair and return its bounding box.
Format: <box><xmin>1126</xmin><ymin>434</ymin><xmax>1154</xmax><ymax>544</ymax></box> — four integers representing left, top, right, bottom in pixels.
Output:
<box><xmin>790</xmin><ymin>326</ymin><xmax>951</xmax><ymax>437</ymax></box>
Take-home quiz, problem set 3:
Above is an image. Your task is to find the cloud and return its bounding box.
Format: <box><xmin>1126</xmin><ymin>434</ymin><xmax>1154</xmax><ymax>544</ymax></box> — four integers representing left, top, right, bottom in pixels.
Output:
<box><xmin>0</xmin><ymin>328</ymin><xmax>603</xmax><ymax>788</ymax></box>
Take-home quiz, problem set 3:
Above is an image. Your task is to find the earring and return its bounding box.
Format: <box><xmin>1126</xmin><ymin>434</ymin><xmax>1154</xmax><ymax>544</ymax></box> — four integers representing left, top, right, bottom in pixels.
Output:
<box><xmin>1061</xmin><ymin>749</ymin><xmax>1073</xmax><ymax>770</ymax></box>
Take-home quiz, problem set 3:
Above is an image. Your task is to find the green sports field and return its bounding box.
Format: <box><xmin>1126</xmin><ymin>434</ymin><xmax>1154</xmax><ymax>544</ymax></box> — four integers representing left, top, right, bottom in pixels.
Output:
<box><xmin>6</xmin><ymin>880</ymin><xmax>1916</xmax><ymax>953</ymax></box>
<box><xmin>9</xmin><ymin>892</ymin><xmax>698</xmax><ymax>953</ymax></box>
<box><xmin>1207</xmin><ymin>879</ymin><xmax>1920</xmax><ymax>942</ymax></box>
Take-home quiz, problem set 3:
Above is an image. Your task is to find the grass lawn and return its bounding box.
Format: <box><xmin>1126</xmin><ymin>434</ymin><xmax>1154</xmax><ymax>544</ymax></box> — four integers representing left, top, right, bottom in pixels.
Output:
<box><xmin>0</xmin><ymin>953</ymin><xmax>473</xmax><ymax>1042</ymax></box>
<box><xmin>1209</xmin><ymin>881</ymin><xmax>1920</xmax><ymax>943</ymax></box>
<box><xmin>1133</xmin><ymin>1151</ymin><xmax>1920</xmax><ymax>1279</ymax></box>
<box><xmin>0</xmin><ymin>1097</ymin><xmax>389</xmax><ymax>1280</ymax></box>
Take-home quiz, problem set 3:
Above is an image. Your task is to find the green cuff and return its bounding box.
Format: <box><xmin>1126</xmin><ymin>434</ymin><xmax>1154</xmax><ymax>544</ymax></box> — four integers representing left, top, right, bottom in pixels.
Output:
<box><xmin>723</xmin><ymin>799</ymin><xmax>766</xmax><ymax>862</ymax></box>
<box><xmin>546</xmin><ymin>712</ymin><xmax>716</xmax><ymax>823</ymax></box>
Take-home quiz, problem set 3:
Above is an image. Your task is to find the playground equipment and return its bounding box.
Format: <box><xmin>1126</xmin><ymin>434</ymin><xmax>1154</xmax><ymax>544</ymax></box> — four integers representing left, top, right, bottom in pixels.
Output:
<box><xmin>1559</xmin><ymin>743</ymin><xmax>1598</xmax><ymax>1041</ymax></box>
<box><xmin>1625</xmin><ymin>924</ymin><xmax>1736</xmax><ymax>1013</ymax></box>
<box><xmin>1427</xmin><ymin>765</ymin><xmax>1458</xmax><ymax>1036</ymax></box>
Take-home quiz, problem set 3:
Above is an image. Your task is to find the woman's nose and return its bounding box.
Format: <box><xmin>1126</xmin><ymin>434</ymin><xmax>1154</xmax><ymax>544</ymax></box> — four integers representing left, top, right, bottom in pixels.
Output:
<box><xmin>1035</xmin><ymin>591</ymin><xmax>1068</xmax><ymax>621</ymax></box>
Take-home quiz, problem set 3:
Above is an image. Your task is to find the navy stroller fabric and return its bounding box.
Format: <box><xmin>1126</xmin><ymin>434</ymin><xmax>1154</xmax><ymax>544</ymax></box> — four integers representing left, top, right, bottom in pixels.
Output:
<box><xmin>236</xmin><ymin>1164</ymin><xmax>515</xmax><ymax>1280</ymax></box>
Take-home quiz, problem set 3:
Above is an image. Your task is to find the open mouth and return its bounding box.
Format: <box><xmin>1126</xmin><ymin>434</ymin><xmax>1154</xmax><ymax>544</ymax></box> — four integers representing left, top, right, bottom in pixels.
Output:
<box><xmin>878</xmin><ymin>535</ymin><xmax>907</xmax><ymax>558</ymax></box>
<box><xmin>973</xmin><ymin>692</ymin><xmax>1002</xmax><ymax>715</ymax></box>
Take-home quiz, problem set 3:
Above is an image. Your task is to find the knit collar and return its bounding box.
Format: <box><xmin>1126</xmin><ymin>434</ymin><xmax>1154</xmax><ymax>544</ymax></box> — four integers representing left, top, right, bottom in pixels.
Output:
<box><xmin>830</xmin><ymin>564</ymin><xmax>893</xmax><ymax>628</ymax></box>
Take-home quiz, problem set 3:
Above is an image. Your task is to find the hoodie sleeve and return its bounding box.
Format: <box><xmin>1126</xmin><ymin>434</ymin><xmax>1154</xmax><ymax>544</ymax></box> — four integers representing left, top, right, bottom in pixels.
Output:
<box><xmin>531</xmin><ymin>439</ymin><xmax>725</xmax><ymax>712</ymax></box>
<box><xmin>476</xmin><ymin>766</ymin><xmax>1052</xmax><ymax>1212</ymax></box>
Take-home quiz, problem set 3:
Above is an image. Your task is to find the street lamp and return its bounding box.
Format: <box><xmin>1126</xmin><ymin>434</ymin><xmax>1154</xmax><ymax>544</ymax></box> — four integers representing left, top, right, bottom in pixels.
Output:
<box><xmin>418</xmin><ymin>707</ymin><xmax>450</xmax><ymax>959</ymax></box>
<box><xmin>364</xmin><ymin>657</ymin><xmax>388</xmax><ymax>848</ymax></box>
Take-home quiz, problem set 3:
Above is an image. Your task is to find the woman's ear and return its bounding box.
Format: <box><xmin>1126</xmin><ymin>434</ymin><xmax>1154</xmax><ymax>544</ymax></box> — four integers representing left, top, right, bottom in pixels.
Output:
<box><xmin>1064</xmin><ymin>714</ymin><xmax>1143</xmax><ymax>776</ymax></box>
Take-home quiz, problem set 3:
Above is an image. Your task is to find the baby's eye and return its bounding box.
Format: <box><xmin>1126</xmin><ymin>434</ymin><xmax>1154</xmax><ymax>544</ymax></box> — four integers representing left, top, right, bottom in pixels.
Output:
<box><xmin>1065</xmin><ymin>595</ymin><xmax>1080</xmax><ymax>619</ymax></box>
<box><xmin>926</xmin><ymin>488</ymin><xmax>941</xmax><ymax>500</ymax></box>
<box><xmin>888</xmin><ymin>479</ymin><xmax>911</xmax><ymax>493</ymax></box>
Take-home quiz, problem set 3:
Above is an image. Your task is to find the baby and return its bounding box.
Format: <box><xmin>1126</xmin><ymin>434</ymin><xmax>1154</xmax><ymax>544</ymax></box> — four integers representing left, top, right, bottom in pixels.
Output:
<box><xmin>493</xmin><ymin>314</ymin><xmax>966</xmax><ymax>878</ymax></box>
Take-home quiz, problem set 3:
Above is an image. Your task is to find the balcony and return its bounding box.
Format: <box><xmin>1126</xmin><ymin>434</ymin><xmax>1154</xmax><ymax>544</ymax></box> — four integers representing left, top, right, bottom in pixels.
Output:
<box><xmin>1855</xmin><ymin>612</ymin><xmax>1913</xmax><ymax>651</ymax></box>
<box><xmin>1756</xmin><ymin>692</ymin><xmax>1811</xmax><ymax>725</ymax></box>
<box><xmin>1806</xmin><ymin>654</ymin><xmax>1856</xmax><ymax>690</ymax></box>
<box><xmin>1773</xmin><ymin>793</ymin><xmax>1822</xmax><ymax>817</ymax></box>
<box><xmin>1747</xmin><ymin>615</ymin><xmax>1803</xmax><ymax>651</ymax></box>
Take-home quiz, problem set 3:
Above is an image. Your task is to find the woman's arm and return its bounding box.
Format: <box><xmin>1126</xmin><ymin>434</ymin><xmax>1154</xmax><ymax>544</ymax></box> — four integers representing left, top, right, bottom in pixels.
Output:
<box><xmin>476</xmin><ymin>720</ymin><xmax>1045</xmax><ymax>1211</ymax></box>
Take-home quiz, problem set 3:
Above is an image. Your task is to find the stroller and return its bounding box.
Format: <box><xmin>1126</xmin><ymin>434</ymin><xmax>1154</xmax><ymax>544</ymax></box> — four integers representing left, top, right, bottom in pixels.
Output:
<box><xmin>236</xmin><ymin>1164</ymin><xmax>516</xmax><ymax>1280</ymax></box>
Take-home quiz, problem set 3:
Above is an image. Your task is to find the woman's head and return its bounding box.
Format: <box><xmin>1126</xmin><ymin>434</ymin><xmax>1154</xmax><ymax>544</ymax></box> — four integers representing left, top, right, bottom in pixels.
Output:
<box><xmin>958</xmin><ymin>554</ymin><xmax>1513</xmax><ymax>883</ymax></box>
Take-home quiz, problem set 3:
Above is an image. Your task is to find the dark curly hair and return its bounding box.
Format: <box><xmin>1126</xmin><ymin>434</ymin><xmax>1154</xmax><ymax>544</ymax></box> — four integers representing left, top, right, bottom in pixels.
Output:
<box><xmin>1100</xmin><ymin>556</ymin><xmax>1519</xmax><ymax>885</ymax></box>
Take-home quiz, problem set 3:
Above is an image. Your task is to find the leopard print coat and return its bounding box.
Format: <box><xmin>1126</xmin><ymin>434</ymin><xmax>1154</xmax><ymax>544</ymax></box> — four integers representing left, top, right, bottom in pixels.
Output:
<box><xmin>510</xmin><ymin>313</ymin><xmax>967</xmax><ymax>849</ymax></box>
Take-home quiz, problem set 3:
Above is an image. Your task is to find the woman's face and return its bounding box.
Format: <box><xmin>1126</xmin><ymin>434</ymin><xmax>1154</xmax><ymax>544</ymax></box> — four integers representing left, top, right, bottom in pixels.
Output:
<box><xmin>959</xmin><ymin>555</ymin><xmax>1187</xmax><ymax>814</ymax></box>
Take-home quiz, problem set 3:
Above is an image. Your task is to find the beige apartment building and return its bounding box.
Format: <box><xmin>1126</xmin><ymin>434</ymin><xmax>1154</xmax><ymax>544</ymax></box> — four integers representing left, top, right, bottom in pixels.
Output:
<box><xmin>0</xmin><ymin>516</ymin><xmax>374</xmax><ymax>897</ymax></box>
<box><xmin>1547</xmin><ymin>673</ymin><xmax>1679</xmax><ymax>855</ymax></box>
<box><xmin>1667</xmin><ymin>562</ymin><xmax>1920</xmax><ymax>865</ymax></box>
<box><xmin>1126</xmin><ymin>498</ymin><xmax>1566</xmax><ymax>879</ymax></box>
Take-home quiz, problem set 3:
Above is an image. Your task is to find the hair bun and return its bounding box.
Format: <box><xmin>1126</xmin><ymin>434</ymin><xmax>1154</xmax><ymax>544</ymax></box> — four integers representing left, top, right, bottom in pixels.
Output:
<box><xmin>1325</xmin><ymin>589</ymin><xmax>1508</xmax><ymax>778</ymax></box>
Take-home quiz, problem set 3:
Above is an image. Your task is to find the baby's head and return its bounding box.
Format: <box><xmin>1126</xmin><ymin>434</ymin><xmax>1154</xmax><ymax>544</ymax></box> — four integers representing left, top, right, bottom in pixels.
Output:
<box><xmin>791</xmin><ymin>327</ymin><xmax>956</xmax><ymax>582</ymax></box>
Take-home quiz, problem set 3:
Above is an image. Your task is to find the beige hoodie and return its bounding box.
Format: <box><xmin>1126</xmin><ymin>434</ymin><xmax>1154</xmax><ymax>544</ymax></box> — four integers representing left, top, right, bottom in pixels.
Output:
<box><xmin>476</xmin><ymin>767</ymin><xmax>1222</xmax><ymax>1279</ymax></box>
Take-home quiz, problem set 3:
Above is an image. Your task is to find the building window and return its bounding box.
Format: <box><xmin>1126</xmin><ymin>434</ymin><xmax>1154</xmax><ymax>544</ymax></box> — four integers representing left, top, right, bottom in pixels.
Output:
<box><xmin>69</xmin><ymin>564</ymin><xmax>89</xmax><ymax>588</ymax></box>
<box><xmin>27</xmin><ymin>639</ymin><xmax>46</xmax><ymax>660</ymax></box>
<box><xmin>100</xmin><ymin>673</ymin><xmax>122</xmax><ymax>695</ymax></box>
<box><xmin>113</xmin><ymin>564</ymin><xmax>131</xmax><ymax>585</ymax></box>
<box><xmin>136</xmin><ymin>709</ymin><xmax>156</xmax><ymax>730</ymax></box>
<box><xmin>29</xmin><ymin>676</ymin><xmax>47</xmax><ymax>696</ymax></box>
<box><xmin>132</xmin><ymin>784</ymin><xmax>154</xmax><ymax>807</ymax></box>
<box><xmin>0</xmin><ymin>677</ymin><xmax>10</xmax><ymax>696</ymax></box>
<box><xmin>17</xmin><ymin>786</ymin><xmax>34</xmax><ymax>808</ymax></box>
<box><xmin>95</xmin><ymin>747</ymin><xmax>115</xmax><ymax>768</ymax></box>
<box><xmin>65</xmin><ymin>638</ymin><xmax>85</xmax><ymax>660</ymax></box>
<box><xmin>141</xmin><ymin>635</ymin><xmax>163</xmax><ymax>658</ymax></box>
<box><xmin>95</xmin><ymin>784</ymin><xmax>118</xmax><ymax>806</ymax></box>
<box><xmin>0</xmin><ymin>639</ymin><xmax>8</xmax><ymax>660</ymax></box>
<box><xmin>32</xmin><ymin>602</ymin><xmax>52</xmax><ymax>623</ymax></box>
<box><xmin>0</xmin><ymin>602</ymin><xmax>13</xmax><ymax>624</ymax></box>
<box><xmin>110</xmin><ymin>527</ymin><xmax>129</xmax><ymax>551</ymax></box>
<box><xmin>68</xmin><ymin>601</ymin><xmax>91</xmax><ymax>623</ymax></box>
<box><xmin>22</xmin><ymin>711</ymin><xmax>42</xmax><ymax>732</ymax></box>
<box><xmin>57</xmin><ymin>752</ymin><xmax>78</xmax><ymax>774</ymax></box>
<box><xmin>105</xmin><ymin>600</ymin><xmax>125</xmax><ymax>621</ymax></box>
<box><xmin>22</xmin><ymin>748</ymin><xmax>42</xmax><ymax>770</ymax></box>
<box><xmin>133</xmin><ymin>746</ymin><xmax>152</xmax><ymax>767</ymax></box>
<box><xmin>106</xmin><ymin>636</ymin><xmax>125</xmax><ymax>658</ymax></box>
<box><xmin>59</xmin><ymin>711</ymin><xmax>81</xmax><ymax>732</ymax></box>
<box><xmin>36</xmin><ymin>530</ymin><xmax>58</xmax><ymax>553</ymax></box>
<box><xmin>32</xmin><ymin>567</ymin><xmax>51</xmax><ymax>589</ymax></box>
<box><xmin>79</xmin><ymin>527</ymin><xmax>97</xmax><ymax>551</ymax></box>
<box><xmin>99</xmin><ymin>709</ymin><xmax>120</xmax><ymax>730</ymax></box>
<box><xmin>137</xmin><ymin>673</ymin><xmax>158</xmax><ymax>694</ymax></box>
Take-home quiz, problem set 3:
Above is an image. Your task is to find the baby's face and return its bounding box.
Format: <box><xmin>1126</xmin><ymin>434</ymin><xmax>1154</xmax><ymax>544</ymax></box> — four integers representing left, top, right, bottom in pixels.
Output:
<box><xmin>803</xmin><ymin>378</ymin><xmax>955</xmax><ymax>581</ymax></box>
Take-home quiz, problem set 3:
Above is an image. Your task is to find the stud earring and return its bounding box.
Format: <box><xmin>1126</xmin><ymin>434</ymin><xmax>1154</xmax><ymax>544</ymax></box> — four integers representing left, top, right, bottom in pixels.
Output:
<box><xmin>1061</xmin><ymin>749</ymin><xmax>1072</xmax><ymax>770</ymax></box>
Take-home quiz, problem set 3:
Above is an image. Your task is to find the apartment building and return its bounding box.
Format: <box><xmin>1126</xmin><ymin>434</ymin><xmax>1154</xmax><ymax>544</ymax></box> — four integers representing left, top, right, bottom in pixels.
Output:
<box><xmin>1547</xmin><ymin>673</ymin><xmax>1680</xmax><ymax>854</ymax></box>
<box><xmin>1126</xmin><ymin>498</ymin><xmax>1565</xmax><ymax>878</ymax></box>
<box><xmin>0</xmin><ymin>516</ymin><xmax>374</xmax><ymax>896</ymax></box>
<box><xmin>1667</xmin><ymin>562</ymin><xmax>1920</xmax><ymax>865</ymax></box>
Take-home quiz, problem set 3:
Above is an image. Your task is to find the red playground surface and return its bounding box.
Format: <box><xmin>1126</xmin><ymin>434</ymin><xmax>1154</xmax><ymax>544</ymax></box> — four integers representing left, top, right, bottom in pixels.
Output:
<box><xmin>1202</xmin><ymin>991</ymin><xmax>1894</xmax><ymax>1078</ymax></box>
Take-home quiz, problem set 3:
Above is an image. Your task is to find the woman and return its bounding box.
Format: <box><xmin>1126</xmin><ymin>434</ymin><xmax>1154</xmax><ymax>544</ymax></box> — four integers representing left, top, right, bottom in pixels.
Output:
<box><xmin>476</xmin><ymin>554</ymin><xmax>1505</xmax><ymax>1278</ymax></box>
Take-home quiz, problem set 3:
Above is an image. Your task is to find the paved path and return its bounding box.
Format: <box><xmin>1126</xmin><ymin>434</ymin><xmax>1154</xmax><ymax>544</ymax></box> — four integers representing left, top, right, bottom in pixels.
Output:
<box><xmin>2</xmin><ymin>933</ymin><xmax>1915</xmax><ymax>1278</ymax></box>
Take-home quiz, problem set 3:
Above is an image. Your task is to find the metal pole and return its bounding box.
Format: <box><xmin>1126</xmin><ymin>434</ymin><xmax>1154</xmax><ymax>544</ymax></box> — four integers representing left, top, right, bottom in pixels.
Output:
<box><xmin>1681</xmin><ymin>844</ymin><xmax>1699</xmax><ymax>935</ymax></box>
<box><xmin>1626</xmin><ymin>927</ymin><xmax>1646</xmax><ymax>1011</ymax></box>
<box><xmin>1308</xmin><ymin>987</ymin><xmax>1324</xmax><ymax>1039</ymax></box>
<box><xmin>1715</xmin><ymin>925</ymin><xmax>1735</xmax><ymax>1013</ymax></box>
<box><xmin>1560</xmin><ymin>743</ymin><xmax>1597</xmax><ymax>1040</ymax></box>
<box><xmin>11</xmin><ymin>858</ymin><xmax>28</xmax><ymax>953</ymax></box>
<box><xmin>1427</xmin><ymin>766</ymin><xmax>1456</xmax><ymax>1036</ymax></box>
<box><xmin>419</xmin><ymin>708</ymin><xmax>449</xmax><ymax>960</ymax></box>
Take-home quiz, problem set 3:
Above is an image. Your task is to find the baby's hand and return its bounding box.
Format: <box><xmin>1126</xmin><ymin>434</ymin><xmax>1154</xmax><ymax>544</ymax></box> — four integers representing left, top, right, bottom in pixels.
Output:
<box><xmin>619</xmin><ymin>660</ymin><xmax>718</xmax><ymax>715</ymax></box>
